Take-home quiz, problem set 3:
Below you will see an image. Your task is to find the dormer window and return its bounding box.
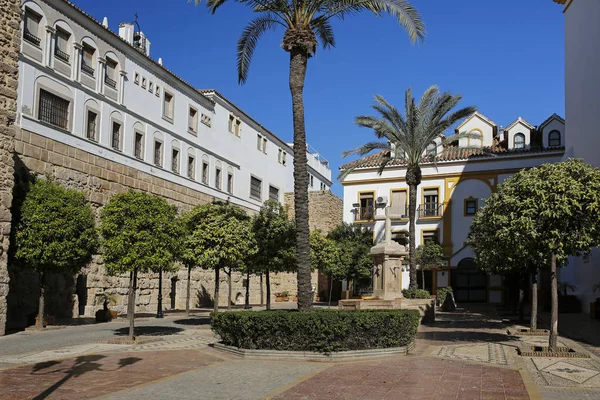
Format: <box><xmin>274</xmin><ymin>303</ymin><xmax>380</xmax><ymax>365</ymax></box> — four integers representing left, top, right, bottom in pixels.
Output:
<box><xmin>23</xmin><ymin>9</ymin><xmax>42</xmax><ymax>46</ymax></box>
<box><xmin>426</xmin><ymin>142</ymin><xmax>437</xmax><ymax>157</ymax></box>
<box><xmin>54</xmin><ymin>28</ymin><xmax>71</xmax><ymax>63</ymax></box>
<box><xmin>548</xmin><ymin>130</ymin><xmax>561</xmax><ymax>147</ymax></box>
<box><xmin>514</xmin><ymin>133</ymin><xmax>525</xmax><ymax>150</ymax></box>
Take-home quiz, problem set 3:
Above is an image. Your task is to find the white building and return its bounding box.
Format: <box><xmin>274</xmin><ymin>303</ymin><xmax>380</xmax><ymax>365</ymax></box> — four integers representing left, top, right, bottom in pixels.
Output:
<box><xmin>340</xmin><ymin>112</ymin><xmax>565</xmax><ymax>303</ymax></box>
<box><xmin>16</xmin><ymin>0</ymin><xmax>332</xmax><ymax>213</ymax></box>
<box><xmin>555</xmin><ymin>0</ymin><xmax>600</xmax><ymax>310</ymax></box>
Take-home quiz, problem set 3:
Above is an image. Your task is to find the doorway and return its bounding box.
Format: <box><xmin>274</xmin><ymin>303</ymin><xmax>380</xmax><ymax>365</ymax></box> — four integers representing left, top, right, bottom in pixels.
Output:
<box><xmin>76</xmin><ymin>275</ymin><xmax>87</xmax><ymax>316</ymax></box>
<box><xmin>170</xmin><ymin>277</ymin><xmax>177</xmax><ymax>310</ymax></box>
<box><xmin>451</xmin><ymin>258</ymin><xmax>488</xmax><ymax>303</ymax></box>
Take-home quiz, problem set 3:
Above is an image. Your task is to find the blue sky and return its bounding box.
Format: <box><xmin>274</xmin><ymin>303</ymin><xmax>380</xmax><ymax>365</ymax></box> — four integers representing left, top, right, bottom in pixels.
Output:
<box><xmin>73</xmin><ymin>0</ymin><xmax>565</xmax><ymax>197</ymax></box>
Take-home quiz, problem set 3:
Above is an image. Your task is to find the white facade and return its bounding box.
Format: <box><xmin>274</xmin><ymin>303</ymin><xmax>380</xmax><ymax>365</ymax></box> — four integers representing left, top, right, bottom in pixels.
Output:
<box><xmin>16</xmin><ymin>0</ymin><xmax>332</xmax><ymax>212</ymax></box>
<box><xmin>341</xmin><ymin>112</ymin><xmax>565</xmax><ymax>303</ymax></box>
<box><xmin>556</xmin><ymin>0</ymin><xmax>600</xmax><ymax>310</ymax></box>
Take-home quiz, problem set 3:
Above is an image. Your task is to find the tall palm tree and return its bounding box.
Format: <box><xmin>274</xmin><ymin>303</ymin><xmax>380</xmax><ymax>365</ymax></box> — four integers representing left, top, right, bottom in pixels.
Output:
<box><xmin>193</xmin><ymin>0</ymin><xmax>426</xmax><ymax>310</ymax></box>
<box><xmin>341</xmin><ymin>86</ymin><xmax>476</xmax><ymax>289</ymax></box>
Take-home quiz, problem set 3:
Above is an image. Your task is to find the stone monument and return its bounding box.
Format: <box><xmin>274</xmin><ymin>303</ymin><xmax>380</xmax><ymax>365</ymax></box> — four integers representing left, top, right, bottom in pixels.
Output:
<box><xmin>370</xmin><ymin>207</ymin><xmax>407</xmax><ymax>300</ymax></box>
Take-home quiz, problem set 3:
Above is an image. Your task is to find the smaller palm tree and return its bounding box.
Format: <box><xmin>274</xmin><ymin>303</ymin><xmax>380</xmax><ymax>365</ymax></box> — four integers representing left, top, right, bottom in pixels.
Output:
<box><xmin>341</xmin><ymin>86</ymin><xmax>476</xmax><ymax>289</ymax></box>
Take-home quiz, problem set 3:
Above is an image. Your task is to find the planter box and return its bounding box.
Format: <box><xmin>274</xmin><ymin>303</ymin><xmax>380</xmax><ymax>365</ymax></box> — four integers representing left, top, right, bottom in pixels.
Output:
<box><xmin>275</xmin><ymin>296</ymin><xmax>285</xmax><ymax>302</ymax></box>
<box><xmin>110</xmin><ymin>310</ymin><xmax>118</xmax><ymax>319</ymax></box>
<box><xmin>34</xmin><ymin>316</ymin><xmax>55</xmax><ymax>327</ymax></box>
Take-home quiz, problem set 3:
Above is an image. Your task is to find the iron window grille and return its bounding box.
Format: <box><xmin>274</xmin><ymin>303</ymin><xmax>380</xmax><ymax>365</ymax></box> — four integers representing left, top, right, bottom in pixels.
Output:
<box><xmin>154</xmin><ymin>142</ymin><xmax>163</xmax><ymax>167</ymax></box>
<box><xmin>188</xmin><ymin>157</ymin><xmax>195</xmax><ymax>180</ymax></box>
<box><xmin>202</xmin><ymin>163</ymin><xmax>209</xmax><ymax>184</ymax></box>
<box><xmin>269</xmin><ymin>186</ymin><xmax>279</xmax><ymax>203</ymax></box>
<box><xmin>250</xmin><ymin>177</ymin><xmax>262</xmax><ymax>200</ymax></box>
<box><xmin>104</xmin><ymin>75</ymin><xmax>117</xmax><ymax>89</ymax></box>
<box><xmin>215</xmin><ymin>169</ymin><xmax>222</xmax><ymax>190</ymax></box>
<box><xmin>86</xmin><ymin>111</ymin><xmax>97</xmax><ymax>141</ymax></box>
<box><xmin>23</xmin><ymin>28</ymin><xmax>41</xmax><ymax>46</ymax></box>
<box><xmin>54</xmin><ymin>46</ymin><xmax>70</xmax><ymax>63</ymax></box>
<box><xmin>134</xmin><ymin>133</ymin><xmax>143</xmax><ymax>159</ymax></box>
<box><xmin>172</xmin><ymin>150</ymin><xmax>179</xmax><ymax>174</ymax></box>
<box><xmin>81</xmin><ymin>61</ymin><xmax>94</xmax><ymax>77</ymax></box>
<box><xmin>38</xmin><ymin>89</ymin><xmax>69</xmax><ymax>130</ymax></box>
<box><xmin>227</xmin><ymin>174</ymin><xmax>233</xmax><ymax>194</ymax></box>
<box><xmin>111</xmin><ymin>123</ymin><xmax>121</xmax><ymax>151</ymax></box>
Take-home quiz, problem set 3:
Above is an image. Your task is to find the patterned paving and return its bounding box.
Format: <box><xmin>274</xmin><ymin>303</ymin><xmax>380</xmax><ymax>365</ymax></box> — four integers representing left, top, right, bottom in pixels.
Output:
<box><xmin>526</xmin><ymin>356</ymin><xmax>600</xmax><ymax>388</ymax></box>
<box><xmin>435</xmin><ymin>343</ymin><xmax>510</xmax><ymax>366</ymax></box>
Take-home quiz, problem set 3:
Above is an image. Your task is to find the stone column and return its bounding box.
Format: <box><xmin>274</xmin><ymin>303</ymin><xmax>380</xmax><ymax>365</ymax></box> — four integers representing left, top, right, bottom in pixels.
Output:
<box><xmin>118</xmin><ymin>70</ymin><xmax>127</xmax><ymax>105</ymax></box>
<box><xmin>0</xmin><ymin>0</ymin><xmax>20</xmax><ymax>336</ymax></box>
<box><xmin>97</xmin><ymin>57</ymin><xmax>105</xmax><ymax>93</ymax></box>
<box><xmin>72</xmin><ymin>42</ymin><xmax>82</xmax><ymax>81</ymax></box>
<box><xmin>44</xmin><ymin>25</ymin><xmax>55</xmax><ymax>68</ymax></box>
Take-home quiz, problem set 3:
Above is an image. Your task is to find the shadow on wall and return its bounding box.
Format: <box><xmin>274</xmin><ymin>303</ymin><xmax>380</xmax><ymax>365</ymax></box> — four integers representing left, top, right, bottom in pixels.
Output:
<box><xmin>5</xmin><ymin>154</ymin><xmax>76</xmax><ymax>332</ymax></box>
<box><xmin>195</xmin><ymin>285</ymin><xmax>213</xmax><ymax>308</ymax></box>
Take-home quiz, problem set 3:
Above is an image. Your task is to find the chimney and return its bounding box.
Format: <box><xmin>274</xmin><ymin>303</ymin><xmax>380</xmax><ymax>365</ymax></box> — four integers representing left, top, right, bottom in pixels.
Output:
<box><xmin>118</xmin><ymin>22</ymin><xmax>134</xmax><ymax>44</ymax></box>
<box><xmin>102</xmin><ymin>17</ymin><xmax>109</xmax><ymax>28</ymax></box>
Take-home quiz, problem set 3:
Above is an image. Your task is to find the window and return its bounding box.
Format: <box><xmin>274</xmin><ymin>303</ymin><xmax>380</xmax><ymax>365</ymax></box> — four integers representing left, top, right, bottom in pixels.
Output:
<box><xmin>250</xmin><ymin>176</ymin><xmax>262</xmax><ymax>200</ymax></box>
<box><xmin>149</xmin><ymin>82</ymin><xmax>153</xmax><ymax>92</ymax></box>
<box><xmin>358</xmin><ymin>192</ymin><xmax>375</xmax><ymax>220</ymax></box>
<box><xmin>111</xmin><ymin>121</ymin><xmax>122</xmax><ymax>151</ymax></box>
<box><xmin>54</xmin><ymin>28</ymin><xmax>70</xmax><ymax>63</ymax></box>
<box><xmin>81</xmin><ymin>44</ymin><xmax>95</xmax><ymax>76</ymax></box>
<box><xmin>154</xmin><ymin>141</ymin><xmax>163</xmax><ymax>167</ymax></box>
<box><xmin>464</xmin><ymin>198</ymin><xmax>478</xmax><ymax>216</ymax></box>
<box><xmin>548</xmin><ymin>130</ymin><xmax>561</xmax><ymax>147</ymax></box>
<box><xmin>171</xmin><ymin>149</ymin><xmax>179</xmax><ymax>174</ymax></box>
<box><xmin>23</xmin><ymin>9</ymin><xmax>42</xmax><ymax>46</ymax></box>
<box><xmin>163</xmin><ymin>92</ymin><xmax>174</xmax><ymax>121</ymax></box>
<box><xmin>188</xmin><ymin>107</ymin><xmax>198</xmax><ymax>133</ymax></box>
<box><xmin>310</xmin><ymin>174</ymin><xmax>314</xmax><ymax>188</ymax></box>
<box><xmin>85</xmin><ymin>110</ymin><xmax>97</xmax><ymax>141</ymax></box>
<box><xmin>105</xmin><ymin>58</ymin><xmax>118</xmax><ymax>89</ymax></box>
<box><xmin>426</xmin><ymin>142</ymin><xmax>437</xmax><ymax>157</ymax></box>
<box><xmin>38</xmin><ymin>89</ymin><xmax>69</xmax><ymax>129</ymax></box>
<box><xmin>155</xmin><ymin>86</ymin><xmax>160</xmax><ymax>97</ymax></box>
<box><xmin>134</xmin><ymin>132</ymin><xmax>144</xmax><ymax>159</ymax></box>
<box><xmin>141</xmin><ymin>77</ymin><xmax>146</xmax><ymax>89</ymax></box>
<box><xmin>187</xmin><ymin>156</ymin><xmax>195</xmax><ymax>180</ymax></box>
<box><xmin>391</xmin><ymin>189</ymin><xmax>407</xmax><ymax>217</ymax></box>
<box><xmin>423</xmin><ymin>188</ymin><xmax>439</xmax><ymax>217</ymax></box>
<box><xmin>202</xmin><ymin>161</ymin><xmax>209</xmax><ymax>185</ymax></box>
<box><xmin>422</xmin><ymin>230</ymin><xmax>439</xmax><ymax>244</ymax></box>
<box><xmin>257</xmin><ymin>134</ymin><xmax>268</xmax><ymax>153</ymax></box>
<box><xmin>215</xmin><ymin>168</ymin><xmax>222</xmax><ymax>190</ymax></box>
<box><xmin>278</xmin><ymin>148</ymin><xmax>287</xmax><ymax>165</ymax></box>
<box><xmin>229</xmin><ymin>114</ymin><xmax>241</xmax><ymax>136</ymax></box>
<box><xmin>227</xmin><ymin>172</ymin><xmax>233</xmax><ymax>194</ymax></box>
<box><xmin>514</xmin><ymin>133</ymin><xmax>525</xmax><ymax>150</ymax></box>
<box><xmin>269</xmin><ymin>185</ymin><xmax>279</xmax><ymax>203</ymax></box>
<box><xmin>134</xmin><ymin>72</ymin><xmax>139</xmax><ymax>85</ymax></box>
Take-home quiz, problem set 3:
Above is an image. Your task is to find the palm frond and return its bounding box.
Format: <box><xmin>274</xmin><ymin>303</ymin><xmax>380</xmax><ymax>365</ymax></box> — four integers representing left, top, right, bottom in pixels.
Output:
<box><xmin>310</xmin><ymin>17</ymin><xmax>336</xmax><ymax>49</ymax></box>
<box><xmin>341</xmin><ymin>141</ymin><xmax>389</xmax><ymax>158</ymax></box>
<box><xmin>237</xmin><ymin>15</ymin><xmax>281</xmax><ymax>84</ymax></box>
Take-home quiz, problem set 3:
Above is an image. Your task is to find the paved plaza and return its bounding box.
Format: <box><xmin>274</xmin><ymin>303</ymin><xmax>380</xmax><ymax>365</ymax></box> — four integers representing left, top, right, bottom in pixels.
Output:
<box><xmin>1</xmin><ymin>307</ymin><xmax>600</xmax><ymax>399</ymax></box>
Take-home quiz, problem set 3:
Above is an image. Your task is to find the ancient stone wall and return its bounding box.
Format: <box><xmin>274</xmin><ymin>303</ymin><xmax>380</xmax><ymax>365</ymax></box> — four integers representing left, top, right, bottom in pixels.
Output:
<box><xmin>0</xmin><ymin>0</ymin><xmax>20</xmax><ymax>336</ymax></box>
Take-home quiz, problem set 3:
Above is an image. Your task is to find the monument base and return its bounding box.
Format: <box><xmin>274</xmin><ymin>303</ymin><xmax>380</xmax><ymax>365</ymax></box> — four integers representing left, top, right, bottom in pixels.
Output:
<box><xmin>338</xmin><ymin>298</ymin><xmax>436</xmax><ymax>323</ymax></box>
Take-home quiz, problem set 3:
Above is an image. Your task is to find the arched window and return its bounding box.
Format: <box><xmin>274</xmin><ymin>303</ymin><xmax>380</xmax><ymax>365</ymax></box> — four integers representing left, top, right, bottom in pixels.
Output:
<box><xmin>548</xmin><ymin>130</ymin><xmax>561</xmax><ymax>147</ymax></box>
<box><xmin>514</xmin><ymin>133</ymin><xmax>525</xmax><ymax>150</ymax></box>
<box><xmin>426</xmin><ymin>142</ymin><xmax>437</xmax><ymax>157</ymax></box>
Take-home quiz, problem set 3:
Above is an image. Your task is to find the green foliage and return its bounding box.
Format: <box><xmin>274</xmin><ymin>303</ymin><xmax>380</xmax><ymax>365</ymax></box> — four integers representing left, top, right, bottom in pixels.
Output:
<box><xmin>416</xmin><ymin>242</ymin><xmax>445</xmax><ymax>271</ymax></box>
<box><xmin>15</xmin><ymin>178</ymin><xmax>98</xmax><ymax>275</ymax></box>
<box><xmin>469</xmin><ymin>159</ymin><xmax>600</xmax><ymax>272</ymax></box>
<box><xmin>436</xmin><ymin>287</ymin><xmax>453</xmax><ymax>305</ymax></box>
<box><xmin>310</xmin><ymin>230</ymin><xmax>344</xmax><ymax>279</ymax></box>
<box><xmin>182</xmin><ymin>201</ymin><xmax>256</xmax><ymax>272</ymax></box>
<box><xmin>401</xmin><ymin>289</ymin><xmax>431</xmax><ymax>299</ymax></box>
<box><xmin>250</xmin><ymin>201</ymin><xmax>295</xmax><ymax>274</ymax></box>
<box><xmin>327</xmin><ymin>223</ymin><xmax>373</xmax><ymax>282</ymax></box>
<box><xmin>211</xmin><ymin>309</ymin><xmax>420</xmax><ymax>353</ymax></box>
<box><xmin>100</xmin><ymin>190</ymin><xmax>182</xmax><ymax>275</ymax></box>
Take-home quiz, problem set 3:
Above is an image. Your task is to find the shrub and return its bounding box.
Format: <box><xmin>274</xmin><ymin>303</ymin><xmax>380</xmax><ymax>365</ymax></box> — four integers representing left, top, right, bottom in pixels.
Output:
<box><xmin>211</xmin><ymin>309</ymin><xmax>420</xmax><ymax>353</ymax></box>
<box><xmin>402</xmin><ymin>289</ymin><xmax>431</xmax><ymax>299</ymax></box>
<box><xmin>436</xmin><ymin>287</ymin><xmax>453</xmax><ymax>305</ymax></box>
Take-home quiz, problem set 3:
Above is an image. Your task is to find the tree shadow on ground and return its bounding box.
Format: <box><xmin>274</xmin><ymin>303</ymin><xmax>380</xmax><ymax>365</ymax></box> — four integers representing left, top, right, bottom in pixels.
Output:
<box><xmin>417</xmin><ymin>330</ymin><xmax>520</xmax><ymax>344</ymax></box>
<box><xmin>172</xmin><ymin>317</ymin><xmax>210</xmax><ymax>327</ymax></box>
<box><xmin>113</xmin><ymin>326</ymin><xmax>184</xmax><ymax>336</ymax></box>
<box><xmin>30</xmin><ymin>354</ymin><xmax>142</xmax><ymax>399</ymax></box>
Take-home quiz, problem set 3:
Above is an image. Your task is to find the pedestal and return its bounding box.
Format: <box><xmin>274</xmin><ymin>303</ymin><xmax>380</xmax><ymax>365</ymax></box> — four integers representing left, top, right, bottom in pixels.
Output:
<box><xmin>371</xmin><ymin>241</ymin><xmax>407</xmax><ymax>300</ymax></box>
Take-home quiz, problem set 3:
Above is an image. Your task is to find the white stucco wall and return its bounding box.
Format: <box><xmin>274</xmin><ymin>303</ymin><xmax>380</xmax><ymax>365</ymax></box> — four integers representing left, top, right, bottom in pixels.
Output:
<box><xmin>541</xmin><ymin>118</ymin><xmax>566</xmax><ymax>148</ymax></box>
<box><xmin>505</xmin><ymin>120</ymin><xmax>533</xmax><ymax>150</ymax></box>
<box><xmin>457</xmin><ymin>115</ymin><xmax>494</xmax><ymax>148</ymax></box>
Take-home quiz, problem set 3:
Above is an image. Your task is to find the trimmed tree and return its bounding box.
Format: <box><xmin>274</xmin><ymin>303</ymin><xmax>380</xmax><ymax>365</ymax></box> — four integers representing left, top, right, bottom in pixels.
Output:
<box><xmin>183</xmin><ymin>202</ymin><xmax>256</xmax><ymax>313</ymax></box>
<box><xmin>469</xmin><ymin>159</ymin><xmax>600</xmax><ymax>350</ymax></box>
<box><xmin>193</xmin><ymin>0</ymin><xmax>425</xmax><ymax>311</ymax></box>
<box><xmin>341</xmin><ymin>86</ymin><xmax>476</xmax><ymax>289</ymax></box>
<box><xmin>100</xmin><ymin>191</ymin><xmax>182</xmax><ymax>341</ymax></box>
<box><xmin>310</xmin><ymin>230</ymin><xmax>343</xmax><ymax>306</ymax></box>
<box><xmin>15</xmin><ymin>178</ymin><xmax>98</xmax><ymax>329</ymax></box>
<box><xmin>327</xmin><ymin>223</ymin><xmax>373</xmax><ymax>295</ymax></box>
<box><xmin>251</xmin><ymin>200</ymin><xmax>296</xmax><ymax>310</ymax></box>
<box><xmin>415</xmin><ymin>241</ymin><xmax>445</xmax><ymax>291</ymax></box>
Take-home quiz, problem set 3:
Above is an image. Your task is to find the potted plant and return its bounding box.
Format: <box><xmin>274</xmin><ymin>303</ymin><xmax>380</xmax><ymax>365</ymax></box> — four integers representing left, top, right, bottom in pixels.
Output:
<box><xmin>95</xmin><ymin>293</ymin><xmax>118</xmax><ymax>322</ymax></box>
<box><xmin>274</xmin><ymin>292</ymin><xmax>286</xmax><ymax>302</ymax></box>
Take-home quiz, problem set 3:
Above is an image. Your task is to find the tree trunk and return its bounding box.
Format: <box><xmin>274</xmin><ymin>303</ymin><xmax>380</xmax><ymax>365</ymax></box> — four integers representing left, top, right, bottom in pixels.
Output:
<box><xmin>185</xmin><ymin>265</ymin><xmax>192</xmax><ymax>316</ymax></box>
<box><xmin>531</xmin><ymin>269</ymin><xmax>538</xmax><ymax>331</ymax></box>
<box><xmin>213</xmin><ymin>268</ymin><xmax>220</xmax><ymax>313</ymax></box>
<box><xmin>550</xmin><ymin>253</ymin><xmax>558</xmax><ymax>351</ymax></box>
<box><xmin>328</xmin><ymin>273</ymin><xmax>333</xmax><ymax>309</ymax></box>
<box><xmin>518</xmin><ymin>273</ymin><xmax>525</xmax><ymax>322</ymax></box>
<box><xmin>244</xmin><ymin>269</ymin><xmax>251</xmax><ymax>309</ymax></box>
<box><xmin>266</xmin><ymin>268</ymin><xmax>271</xmax><ymax>311</ymax></box>
<box><xmin>421</xmin><ymin>269</ymin><xmax>425</xmax><ymax>290</ymax></box>
<box><xmin>37</xmin><ymin>272</ymin><xmax>45</xmax><ymax>329</ymax></box>
<box><xmin>127</xmin><ymin>269</ymin><xmax>137</xmax><ymax>341</ymax></box>
<box><xmin>260</xmin><ymin>274</ymin><xmax>264</xmax><ymax>307</ymax></box>
<box><xmin>289</xmin><ymin>47</ymin><xmax>312</xmax><ymax>311</ymax></box>
<box><xmin>227</xmin><ymin>268</ymin><xmax>232</xmax><ymax>311</ymax></box>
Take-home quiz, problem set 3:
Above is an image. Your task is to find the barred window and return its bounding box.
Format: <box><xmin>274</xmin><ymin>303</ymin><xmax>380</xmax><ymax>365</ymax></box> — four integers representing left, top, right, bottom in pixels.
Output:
<box><xmin>111</xmin><ymin>122</ymin><xmax>121</xmax><ymax>151</ymax></box>
<box><xmin>134</xmin><ymin>132</ymin><xmax>143</xmax><ymax>159</ymax></box>
<box><xmin>187</xmin><ymin>156</ymin><xmax>195</xmax><ymax>180</ymax></box>
<box><xmin>154</xmin><ymin>141</ymin><xmax>163</xmax><ymax>167</ymax></box>
<box><xmin>171</xmin><ymin>149</ymin><xmax>179</xmax><ymax>174</ymax></box>
<box><xmin>54</xmin><ymin>28</ymin><xmax>70</xmax><ymax>63</ymax></box>
<box><xmin>86</xmin><ymin>110</ymin><xmax>97</xmax><ymax>141</ymax></box>
<box><xmin>215</xmin><ymin>168</ymin><xmax>222</xmax><ymax>190</ymax></box>
<box><xmin>23</xmin><ymin>9</ymin><xmax>42</xmax><ymax>46</ymax></box>
<box><xmin>202</xmin><ymin>162</ymin><xmax>209</xmax><ymax>185</ymax></box>
<box><xmin>227</xmin><ymin>173</ymin><xmax>233</xmax><ymax>194</ymax></box>
<box><xmin>250</xmin><ymin>176</ymin><xmax>262</xmax><ymax>200</ymax></box>
<box><xmin>105</xmin><ymin>58</ymin><xmax>118</xmax><ymax>89</ymax></box>
<box><xmin>82</xmin><ymin>44</ymin><xmax>95</xmax><ymax>76</ymax></box>
<box><xmin>38</xmin><ymin>89</ymin><xmax>69</xmax><ymax>130</ymax></box>
<box><xmin>269</xmin><ymin>185</ymin><xmax>279</xmax><ymax>203</ymax></box>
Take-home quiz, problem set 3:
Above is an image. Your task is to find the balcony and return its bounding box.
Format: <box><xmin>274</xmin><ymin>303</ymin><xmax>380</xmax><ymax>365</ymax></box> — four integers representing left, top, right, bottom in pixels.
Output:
<box><xmin>104</xmin><ymin>75</ymin><xmax>117</xmax><ymax>89</ymax></box>
<box><xmin>353</xmin><ymin>206</ymin><xmax>376</xmax><ymax>222</ymax></box>
<box><xmin>81</xmin><ymin>61</ymin><xmax>95</xmax><ymax>77</ymax></box>
<box><xmin>54</xmin><ymin>46</ymin><xmax>70</xmax><ymax>63</ymax></box>
<box><xmin>418</xmin><ymin>203</ymin><xmax>444</xmax><ymax>218</ymax></box>
<box><xmin>23</xmin><ymin>29</ymin><xmax>41</xmax><ymax>46</ymax></box>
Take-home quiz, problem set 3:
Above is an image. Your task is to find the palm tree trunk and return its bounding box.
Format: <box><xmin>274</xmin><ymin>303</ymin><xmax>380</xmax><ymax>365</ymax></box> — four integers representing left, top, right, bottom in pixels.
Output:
<box><xmin>128</xmin><ymin>269</ymin><xmax>137</xmax><ymax>341</ymax></box>
<box><xmin>421</xmin><ymin>269</ymin><xmax>425</xmax><ymax>290</ymax></box>
<box><xmin>550</xmin><ymin>253</ymin><xmax>558</xmax><ymax>351</ymax></box>
<box><xmin>289</xmin><ymin>47</ymin><xmax>312</xmax><ymax>311</ymax></box>
<box><xmin>407</xmin><ymin>182</ymin><xmax>418</xmax><ymax>290</ymax></box>
<box><xmin>213</xmin><ymin>268</ymin><xmax>220</xmax><ymax>313</ymax></box>
<box><xmin>37</xmin><ymin>272</ymin><xmax>45</xmax><ymax>329</ymax></box>
<box><xmin>266</xmin><ymin>268</ymin><xmax>271</xmax><ymax>311</ymax></box>
<box><xmin>531</xmin><ymin>268</ymin><xmax>538</xmax><ymax>331</ymax></box>
<box><xmin>185</xmin><ymin>265</ymin><xmax>192</xmax><ymax>316</ymax></box>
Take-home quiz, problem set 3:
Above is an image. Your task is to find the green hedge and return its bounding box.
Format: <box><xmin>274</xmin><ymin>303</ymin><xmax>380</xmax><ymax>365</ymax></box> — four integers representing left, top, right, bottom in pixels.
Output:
<box><xmin>436</xmin><ymin>287</ymin><xmax>453</xmax><ymax>305</ymax></box>
<box><xmin>211</xmin><ymin>309</ymin><xmax>420</xmax><ymax>353</ymax></box>
<box><xmin>402</xmin><ymin>289</ymin><xmax>431</xmax><ymax>299</ymax></box>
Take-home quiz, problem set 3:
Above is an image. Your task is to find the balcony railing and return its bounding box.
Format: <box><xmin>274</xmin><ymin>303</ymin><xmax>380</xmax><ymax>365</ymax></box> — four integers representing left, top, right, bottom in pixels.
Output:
<box><xmin>23</xmin><ymin>29</ymin><xmax>41</xmax><ymax>46</ymax></box>
<box><xmin>418</xmin><ymin>203</ymin><xmax>444</xmax><ymax>218</ymax></box>
<box><xmin>81</xmin><ymin>61</ymin><xmax>95</xmax><ymax>77</ymax></box>
<box><xmin>354</xmin><ymin>206</ymin><xmax>375</xmax><ymax>221</ymax></box>
<box><xmin>54</xmin><ymin>46</ymin><xmax>70</xmax><ymax>63</ymax></box>
<box><xmin>104</xmin><ymin>75</ymin><xmax>117</xmax><ymax>88</ymax></box>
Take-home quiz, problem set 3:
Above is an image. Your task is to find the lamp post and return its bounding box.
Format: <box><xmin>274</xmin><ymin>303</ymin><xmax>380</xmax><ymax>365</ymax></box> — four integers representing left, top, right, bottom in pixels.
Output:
<box><xmin>156</xmin><ymin>268</ymin><xmax>164</xmax><ymax>318</ymax></box>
